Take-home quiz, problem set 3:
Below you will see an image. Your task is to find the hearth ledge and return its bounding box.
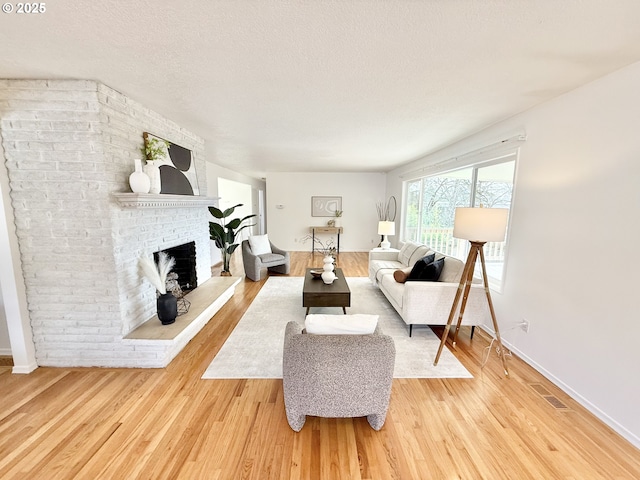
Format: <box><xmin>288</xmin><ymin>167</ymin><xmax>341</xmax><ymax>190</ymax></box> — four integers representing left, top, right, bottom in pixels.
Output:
<box><xmin>112</xmin><ymin>193</ymin><xmax>220</xmax><ymax>209</ymax></box>
<box><xmin>122</xmin><ymin>276</ymin><xmax>242</xmax><ymax>368</ymax></box>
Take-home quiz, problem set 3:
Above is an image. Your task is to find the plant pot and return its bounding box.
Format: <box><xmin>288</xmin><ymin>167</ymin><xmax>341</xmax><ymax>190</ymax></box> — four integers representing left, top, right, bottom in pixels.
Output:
<box><xmin>144</xmin><ymin>160</ymin><xmax>161</xmax><ymax>194</ymax></box>
<box><xmin>157</xmin><ymin>293</ymin><xmax>178</xmax><ymax>325</ymax></box>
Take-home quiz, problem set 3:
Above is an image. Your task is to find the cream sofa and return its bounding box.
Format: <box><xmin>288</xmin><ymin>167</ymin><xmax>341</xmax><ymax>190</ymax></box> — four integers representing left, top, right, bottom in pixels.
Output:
<box><xmin>369</xmin><ymin>241</ymin><xmax>490</xmax><ymax>337</ymax></box>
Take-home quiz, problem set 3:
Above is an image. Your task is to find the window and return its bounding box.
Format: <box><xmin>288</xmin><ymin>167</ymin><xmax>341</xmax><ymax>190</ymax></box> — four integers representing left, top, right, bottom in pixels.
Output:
<box><xmin>403</xmin><ymin>156</ymin><xmax>516</xmax><ymax>290</ymax></box>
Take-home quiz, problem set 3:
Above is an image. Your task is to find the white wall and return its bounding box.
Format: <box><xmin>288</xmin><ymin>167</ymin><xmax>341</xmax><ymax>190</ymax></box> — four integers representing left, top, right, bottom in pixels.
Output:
<box><xmin>266</xmin><ymin>172</ymin><xmax>387</xmax><ymax>252</ymax></box>
<box><xmin>205</xmin><ymin>163</ymin><xmax>267</xmax><ymax>265</ymax></box>
<box><xmin>0</xmin><ymin>282</ymin><xmax>11</xmax><ymax>355</ymax></box>
<box><xmin>387</xmin><ymin>61</ymin><xmax>640</xmax><ymax>447</ymax></box>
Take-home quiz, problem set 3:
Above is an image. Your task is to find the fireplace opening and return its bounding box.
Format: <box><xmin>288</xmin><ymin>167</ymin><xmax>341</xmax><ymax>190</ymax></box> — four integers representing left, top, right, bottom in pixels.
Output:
<box><xmin>154</xmin><ymin>241</ymin><xmax>197</xmax><ymax>293</ymax></box>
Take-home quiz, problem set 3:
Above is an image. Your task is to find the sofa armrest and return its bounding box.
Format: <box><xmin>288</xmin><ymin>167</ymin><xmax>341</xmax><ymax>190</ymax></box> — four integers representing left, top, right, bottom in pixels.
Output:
<box><xmin>402</xmin><ymin>281</ymin><xmax>489</xmax><ymax>326</ymax></box>
<box><xmin>270</xmin><ymin>242</ymin><xmax>289</xmax><ymax>258</ymax></box>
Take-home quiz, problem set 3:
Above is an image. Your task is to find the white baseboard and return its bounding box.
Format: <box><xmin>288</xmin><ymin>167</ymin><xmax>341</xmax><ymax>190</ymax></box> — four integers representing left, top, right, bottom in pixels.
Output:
<box><xmin>0</xmin><ymin>347</ymin><xmax>12</xmax><ymax>356</ymax></box>
<box><xmin>496</xmin><ymin>334</ymin><xmax>640</xmax><ymax>450</ymax></box>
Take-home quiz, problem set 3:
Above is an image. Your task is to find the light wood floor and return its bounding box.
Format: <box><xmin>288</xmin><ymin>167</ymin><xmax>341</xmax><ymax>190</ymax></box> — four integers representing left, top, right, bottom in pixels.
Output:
<box><xmin>1</xmin><ymin>252</ymin><xmax>639</xmax><ymax>479</ymax></box>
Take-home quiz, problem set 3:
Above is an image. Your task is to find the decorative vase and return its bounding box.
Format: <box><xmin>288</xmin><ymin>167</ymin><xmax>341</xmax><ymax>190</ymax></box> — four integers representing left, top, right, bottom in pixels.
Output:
<box><xmin>321</xmin><ymin>270</ymin><xmax>336</xmax><ymax>284</ymax></box>
<box><xmin>129</xmin><ymin>159</ymin><xmax>151</xmax><ymax>193</ymax></box>
<box><xmin>334</xmin><ymin>218</ymin><xmax>341</xmax><ymax>228</ymax></box>
<box><xmin>157</xmin><ymin>292</ymin><xmax>178</xmax><ymax>325</ymax></box>
<box><xmin>144</xmin><ymin>160</ymin><xmax>161</xmax><ymax>194</ymax></box>
<box><xmin>323</xmin><ymin>255</ymin><xmax>334</xmax><ymax>271</ymax></box>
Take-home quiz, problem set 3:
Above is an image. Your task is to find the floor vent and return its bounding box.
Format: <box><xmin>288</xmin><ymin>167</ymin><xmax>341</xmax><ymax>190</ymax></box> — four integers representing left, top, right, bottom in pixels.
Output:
<box><xmin>543</xmin><ymin>395</ymin><xmax>569</xmax><ymax>410</ymax></box>
<box><xmin>529</xmin><ymin>383</ymin><xmax>551</xmax><ymax>396</ymax></box>
<box><xmin>529</xmin><ymin>383</ymin><xmax>570</xmax><ymax>410</ymax></box>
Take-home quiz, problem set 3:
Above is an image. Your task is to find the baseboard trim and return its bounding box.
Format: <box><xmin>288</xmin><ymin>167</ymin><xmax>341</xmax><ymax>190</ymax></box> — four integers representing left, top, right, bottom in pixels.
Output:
<box><xmin>494</xmin><ymin>332</ymin><xmax>640</xmax><ymax>450</ymax></box>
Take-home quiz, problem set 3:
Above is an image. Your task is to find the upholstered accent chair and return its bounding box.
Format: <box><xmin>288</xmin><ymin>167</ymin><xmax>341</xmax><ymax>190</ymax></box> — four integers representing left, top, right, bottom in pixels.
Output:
<box><xmin>282</xmin><ymin>321</ymin><xmax>395</xmax><ymax>431</ymax></box>
<box><xmin>241</xmin><ymin>238</ymin><xmax>290</xmax><ymax>281</ymax></box>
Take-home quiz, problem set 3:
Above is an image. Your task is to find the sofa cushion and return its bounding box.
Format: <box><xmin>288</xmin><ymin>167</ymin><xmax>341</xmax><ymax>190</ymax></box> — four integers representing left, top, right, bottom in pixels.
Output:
<box><xmin>407</xmin><ymin>256</ymin><xmax>444</xmax><ymax>282</ymax></box>
<box><xmin>408</xmin><ymin>246</ymin><xmax>433</xmax><ymax>267</ymax></box>
<box><xmin>258</xmin><ymin>253</ymin><xmax>285</xmax><ymax>264</ymax></box>
<box><xmin>305</xmin><ymin>314</ymin><xmax>378</xmax><ymax>335</ymax></box>
<box><xmin>379</xmin><ymin>273</ymin><xmax>405</xmax><ymax>309</ymax></box>
<box><xmin>398</xmin><ymin>242</ymin><xmax>422</xmax><ymax>266</ymax></box>
<box><xmin>407</xmin><ymin>253</ymin><xmax>436</xmax><ymax>280</ymax></box>
<box><xmin>393</xmin><ymin>266</ymin><xmax>413</xmax><ymax>283</ymax></box>
<box><xmin>438</xmin><ymin>255</ymin><xmax>464</xmax><ymax>283</ymax></box>
<box><xmin>370</xmin><ymin>259</ymin><xmax>405</xmax><ymax>283</ymax></box>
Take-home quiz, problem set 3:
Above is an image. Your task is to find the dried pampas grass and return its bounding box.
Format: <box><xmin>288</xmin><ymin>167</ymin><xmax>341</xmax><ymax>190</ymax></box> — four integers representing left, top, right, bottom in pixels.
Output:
<box><xmin>139</xmin><ymin>252</ymin><xmax>175</xmax><ymax>294</ymax></box>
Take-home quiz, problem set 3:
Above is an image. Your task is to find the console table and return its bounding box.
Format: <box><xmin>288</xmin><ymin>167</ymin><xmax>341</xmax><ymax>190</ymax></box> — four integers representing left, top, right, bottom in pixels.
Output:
<box><xmin>309</xmin><ymin>226</ymin><xmax>343</xmax><ymax>253</ymax></box>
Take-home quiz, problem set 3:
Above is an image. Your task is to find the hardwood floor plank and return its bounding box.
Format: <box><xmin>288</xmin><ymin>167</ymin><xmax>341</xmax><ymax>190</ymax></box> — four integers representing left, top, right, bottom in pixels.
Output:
<box><xmin>0</xmin><ymin>252</ymin><xmax>638</xmax><ymax>479</ymax></box>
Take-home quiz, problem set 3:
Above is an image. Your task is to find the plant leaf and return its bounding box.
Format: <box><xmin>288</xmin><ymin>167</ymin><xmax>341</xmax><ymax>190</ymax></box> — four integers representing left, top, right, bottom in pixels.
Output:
<box><xmin>208</xmin><ymin>206</ymin><xmax>224</xmax><ymax>218</ymax></box>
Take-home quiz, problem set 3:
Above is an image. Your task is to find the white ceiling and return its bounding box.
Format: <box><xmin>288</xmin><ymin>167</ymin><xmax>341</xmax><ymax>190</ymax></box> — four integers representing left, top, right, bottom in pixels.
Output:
<box><xmin>2</xmin><ymin>1</ymin><xmax>640</xmax><ymax>179</ymax></box>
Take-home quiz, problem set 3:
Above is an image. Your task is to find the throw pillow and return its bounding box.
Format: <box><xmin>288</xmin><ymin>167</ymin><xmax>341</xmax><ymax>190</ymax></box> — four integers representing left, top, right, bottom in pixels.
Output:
<box><xmin>407</xmin><ymin>253</ymin><xmax>436</xmax><ymax>280</ymax></box>
<box><xmin>393</xmin><ymin>267</ymin><xmax>413</xmax><ymax>283</ymax></box>
<box><xmin>248</xmin><ymin>234</ymin><xmax>271</xmax><ymax>255</ymax></box>
<box><xmin>407</xmin><ymin>256</ymin><xmax>445</xmax><ymax>282</ymax></box>
<box><xmin>305</xmin><ymin>314</ymin><xmax>378</xmax><ymax>335</ymax></box>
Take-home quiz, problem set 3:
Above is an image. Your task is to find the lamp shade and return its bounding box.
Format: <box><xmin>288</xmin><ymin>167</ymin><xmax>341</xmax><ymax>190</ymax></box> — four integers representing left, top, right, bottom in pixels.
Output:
<box><xmin>377</xmin><ymin>221</ymin><xmax>395</xmax><ymax>236</ymax></box>
<box><xmin>453</xmin><ymin>207</ymin><xmax>508</xmax><ymax>242</ymax></box>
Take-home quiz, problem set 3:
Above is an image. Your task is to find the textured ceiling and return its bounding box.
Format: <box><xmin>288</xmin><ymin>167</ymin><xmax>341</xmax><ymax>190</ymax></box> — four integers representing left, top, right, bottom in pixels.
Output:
<box><xmin>2</xmin><ymin>1</ymin><xmax>640</xmax><ymax>178</ymax></box>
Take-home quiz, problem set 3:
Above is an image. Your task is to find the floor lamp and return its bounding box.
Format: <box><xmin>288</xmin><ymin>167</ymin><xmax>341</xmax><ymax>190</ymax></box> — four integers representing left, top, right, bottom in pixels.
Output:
<box><xmin>433</xmin><ymin>206</ymin><xmax>510</xmax><ymax>377</ymax></box>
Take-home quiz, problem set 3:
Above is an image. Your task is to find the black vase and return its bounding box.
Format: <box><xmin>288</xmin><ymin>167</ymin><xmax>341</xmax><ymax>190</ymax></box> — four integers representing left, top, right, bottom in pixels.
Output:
<box><xmin>157</xmin><ymin>293</ymin><xmax>178</xmax><ymax>325</ymax></box>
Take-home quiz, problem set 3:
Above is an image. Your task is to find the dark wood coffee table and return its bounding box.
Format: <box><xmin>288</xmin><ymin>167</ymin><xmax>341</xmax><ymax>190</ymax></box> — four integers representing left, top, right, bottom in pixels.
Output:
<box><xmin>302</xmin><ymin>267</ymin><xmax>351</xmax><ymax>314</ymax></box>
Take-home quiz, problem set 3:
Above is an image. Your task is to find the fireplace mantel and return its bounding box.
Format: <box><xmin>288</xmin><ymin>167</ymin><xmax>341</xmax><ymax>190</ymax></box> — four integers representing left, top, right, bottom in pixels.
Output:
<box><xmin>112</xmin><ymin>193</ymin><xmax>220</xmax><ymax>209</ymax></box>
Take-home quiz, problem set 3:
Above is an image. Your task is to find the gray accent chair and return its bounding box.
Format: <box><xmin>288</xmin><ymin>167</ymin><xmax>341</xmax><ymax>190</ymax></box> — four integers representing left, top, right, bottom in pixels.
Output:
<box><xmin>241</xmin><ymin>239</ymin><xmax>290</xmax><ymax>281</ymax></box>
<box><xmin>282</xmin><ymin>321</ymin><xmax>395</xmax><ymax>431</ymax></box>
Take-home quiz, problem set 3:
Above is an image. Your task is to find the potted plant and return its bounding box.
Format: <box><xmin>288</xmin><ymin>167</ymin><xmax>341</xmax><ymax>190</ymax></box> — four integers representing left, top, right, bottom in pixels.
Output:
<box><xmin>141</xmin><ymin>136</ymin><xmax>170</xmax><ymax>163</ymax></box>
<box><xmin>334</xmin><ymin>209</ymin><xmax>343</xmax><ymax>228</ymax></box>
<box><xmin>139</xmin><ymin>252</ymin><xmax>178</xmax><ymax>325</ymax></box>
<box><xmin>209</xmin><ymin>203</ymin><xmax>256</xmax><ymax>276</ymax></box>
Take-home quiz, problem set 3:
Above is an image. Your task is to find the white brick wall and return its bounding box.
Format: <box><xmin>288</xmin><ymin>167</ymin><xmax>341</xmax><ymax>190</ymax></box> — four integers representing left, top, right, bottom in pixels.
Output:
<box><xmin>0</xmin><ymin>80</ymin><xmax>211</xmax><ymax>367</ymax></box>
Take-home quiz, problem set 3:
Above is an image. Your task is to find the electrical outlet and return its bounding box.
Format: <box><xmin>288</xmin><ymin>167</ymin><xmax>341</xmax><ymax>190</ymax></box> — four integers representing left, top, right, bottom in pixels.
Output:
<box><xmin>520</xmin><ymin>319</ymin><xmax>530</xmax><ymax>333</ymax></box>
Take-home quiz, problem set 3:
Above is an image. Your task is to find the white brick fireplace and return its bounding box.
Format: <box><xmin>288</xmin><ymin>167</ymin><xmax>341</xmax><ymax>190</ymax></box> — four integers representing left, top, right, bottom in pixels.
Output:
<box><xmin>0</xmin><ymin>79</ymin><xmax>220</xmax><ymax>367</ymax></box>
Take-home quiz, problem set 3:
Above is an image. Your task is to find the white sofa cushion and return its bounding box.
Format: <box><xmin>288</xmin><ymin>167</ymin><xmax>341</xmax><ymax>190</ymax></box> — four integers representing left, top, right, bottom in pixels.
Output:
<box><xmin>398</xmin><ymin>242</ymin><xmax>421</xmax><ymax>266</ymax></box>
<box><xmin>438</xmin><ymin>255</ymin><xmax>465</xmax><ymax>283</ymax></box>
<box><xmin>408</xmin><ymin>246</ymin><xmax>433</xmax><ymax>267</ymax></box>
<box><xmin>305</xmin><ymin>314</ymin><xmax>379</xmax><ymax>335</ymax></box>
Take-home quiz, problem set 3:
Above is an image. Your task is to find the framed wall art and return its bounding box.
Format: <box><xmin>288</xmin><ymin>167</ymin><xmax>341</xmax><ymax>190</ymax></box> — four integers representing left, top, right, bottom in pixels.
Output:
<box><xmin>311</xmin><ymin>196</ymin><xmax>342</xmax><ymax>217</ymax></box>
<box><xmin>143</xmin><ymin>132</ymin><xmax>199</xmax><ymax>195</ymax></box>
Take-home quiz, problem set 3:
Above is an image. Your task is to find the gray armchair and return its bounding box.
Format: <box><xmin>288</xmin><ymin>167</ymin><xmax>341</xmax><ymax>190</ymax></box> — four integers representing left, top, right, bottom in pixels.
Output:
<box><xmin>241</xmin><ymin>239</ymin><xmax>290</xmax><ymax>281</ymax></box>
<box><xmin>282</xmin><ymin>321</ymin><xmax>395</xmax><ymax>431</ymax></box>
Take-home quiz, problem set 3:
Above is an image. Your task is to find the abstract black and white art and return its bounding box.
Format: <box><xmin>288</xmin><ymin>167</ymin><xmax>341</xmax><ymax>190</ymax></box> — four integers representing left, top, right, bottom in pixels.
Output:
<box><xmin>143</xmin><ymin>133</ymin><xmax>199</xmax><ymax>195</ymax></box>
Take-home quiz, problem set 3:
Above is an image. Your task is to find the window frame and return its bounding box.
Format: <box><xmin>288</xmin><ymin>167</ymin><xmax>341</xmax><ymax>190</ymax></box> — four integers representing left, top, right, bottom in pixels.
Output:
<box><xmin>401</xmin><ymin>148</ymin><xmax>520</xmax><ymax>292</ymax></box>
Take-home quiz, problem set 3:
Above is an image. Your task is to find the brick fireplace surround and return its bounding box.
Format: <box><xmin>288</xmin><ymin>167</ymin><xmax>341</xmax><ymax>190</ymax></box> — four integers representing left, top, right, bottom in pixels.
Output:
<box><xmin>1</xmin><ymin>79</ymin><xmax>226</xmax><ymax>368</ymax></box>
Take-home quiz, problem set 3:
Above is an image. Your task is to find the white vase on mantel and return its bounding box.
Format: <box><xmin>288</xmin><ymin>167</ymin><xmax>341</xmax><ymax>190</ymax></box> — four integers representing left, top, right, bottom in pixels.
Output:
<box><xmin>129</xmin><ymin>159</ymin><xmax>151</xmax><ymax>194</ymax></box>
<box><xmin>144</xmin><ymin>160</ymin><xmax>161</xmax><ymax>194</ymax></box>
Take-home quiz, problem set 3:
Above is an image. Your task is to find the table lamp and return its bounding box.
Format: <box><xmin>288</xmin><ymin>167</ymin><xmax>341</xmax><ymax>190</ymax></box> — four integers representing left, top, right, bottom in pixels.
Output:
<box><xmin>377</xmin><ymin>221</ymin><xmax>395</xmax><ymax>249</ymax></box>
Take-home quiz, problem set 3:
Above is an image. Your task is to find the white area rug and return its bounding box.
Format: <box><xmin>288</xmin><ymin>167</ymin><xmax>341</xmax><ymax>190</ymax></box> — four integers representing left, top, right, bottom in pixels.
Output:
<box><xmin>202</xmin><ymin>277</ymin><xmax>472</xmax><ymax>379</ymax></box>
